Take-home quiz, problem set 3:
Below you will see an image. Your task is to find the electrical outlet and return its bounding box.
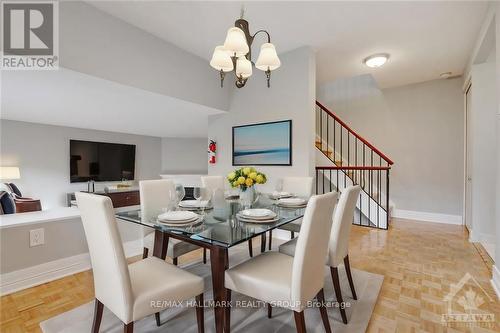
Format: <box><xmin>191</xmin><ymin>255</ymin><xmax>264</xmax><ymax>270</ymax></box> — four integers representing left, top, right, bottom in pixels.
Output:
<box><xmin>30</xmin><ymin>228</ymin><xmax>44</xmax><ymax>247</ymax></box>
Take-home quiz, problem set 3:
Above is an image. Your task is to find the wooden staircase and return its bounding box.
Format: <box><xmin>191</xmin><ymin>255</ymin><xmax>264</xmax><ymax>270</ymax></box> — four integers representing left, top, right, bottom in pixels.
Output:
<box><xmin>315</xmin><ymin>101</ymin><xmax>393</xmax><ymax>229</ymax></box>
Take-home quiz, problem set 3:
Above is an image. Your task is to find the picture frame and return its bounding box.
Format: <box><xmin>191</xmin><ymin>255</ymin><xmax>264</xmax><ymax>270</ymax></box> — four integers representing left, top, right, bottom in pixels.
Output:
<box><xmin>232</xmin><ymin>120</ymin><xmax>292</xmax><ymax>166</ymax></box>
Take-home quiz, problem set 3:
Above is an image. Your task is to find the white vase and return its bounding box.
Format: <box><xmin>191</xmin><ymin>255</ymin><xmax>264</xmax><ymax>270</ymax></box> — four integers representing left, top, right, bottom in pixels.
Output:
<box><xmin>240</xmin><ymin>186</ymin><xmax>255</xmax><ymax>209</ymax></box>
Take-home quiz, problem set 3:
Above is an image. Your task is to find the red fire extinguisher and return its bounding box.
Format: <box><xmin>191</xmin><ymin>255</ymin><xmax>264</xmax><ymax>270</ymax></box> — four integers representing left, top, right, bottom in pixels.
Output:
<box><xmin>208</xmin><ymin>140</ymin><xmax>216</xmax><ymax>164</ymax></box>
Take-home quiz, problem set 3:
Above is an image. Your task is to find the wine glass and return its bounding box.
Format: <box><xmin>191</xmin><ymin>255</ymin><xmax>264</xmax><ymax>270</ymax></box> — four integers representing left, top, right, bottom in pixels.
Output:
<box><xmin>193</xmin><ymin>187</ymin><xmax>202</xmax><ymax>203</ymax></box>
<box><xmin>275</xmin><ymin>179</ymin><xmax>283</xmax><ymax>192</ymax></box>
<box><xmin>175</xmin><ymin>184</ymin><xmax>185</xmax><ymax>205</ymax></box>
<box><xmin>167</xmin><ymin>189</ymin><xmax>178</xmax><ymax>211</ymax></box>
<box><xmin>200</xmin><ymin>188</ymin><xmax>212</xmax><ymax>217</ymax></box>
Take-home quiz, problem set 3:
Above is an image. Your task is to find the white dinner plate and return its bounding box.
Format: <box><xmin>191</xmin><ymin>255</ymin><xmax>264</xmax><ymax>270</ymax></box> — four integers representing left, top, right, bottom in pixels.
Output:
<box><xmin>240</xmin><ymin>208</ymin><xmax>274</xmax><ymax>218</ymax></box>
<box><xmin>159</xmin><ymin>217</ymin><xmax>203</xmax><ymax>227</ymax></box>
<box><xmin>179</xmin><ymin>200</ymin><xmax>211</xmax><ymax>208</ymax></box>
<box><xmin>278</xmin><ymin>198</ymin><xmax>308</xmax><ymax>206</ymax></box>
<box><xmin>158</xmin><ymin>211</ymin><xmax>198</xmax><ymax>222</ymax></box>
<box><xmin>270</xmin><ymin>191</ymin><xmax>293</xmax><ymax>199</ymax></box>
<box><xmin>236</xmin><ymin>215</ymin><xmax>280</xmax><ymax>224</ymax></box>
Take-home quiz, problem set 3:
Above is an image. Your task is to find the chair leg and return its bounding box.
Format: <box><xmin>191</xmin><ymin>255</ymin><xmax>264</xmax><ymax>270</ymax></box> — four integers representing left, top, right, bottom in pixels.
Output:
<box><xmin>291</xmin><ymin>231</ymin><xmax>295</xmax><ymax>239</ymax></box>
<box><xmin>268</xmin><ymin>230</ymin><xmax>272</xmax><ymax>250</ymax></box>
<box><xmin>124</xmin><ymin>322</ymin><xmax>133</xmax><ymax>333</ymax></box>
<box><xmin>293</xmin><ymin>311</ymin><xmax>306</xmax><ymax>333</ymax></box>
<box><xmin>203</xmin><ymin>248</ymin><xmax>207</xmax><ymax>264</ymax></box>
<box><xmin>173</xmin><ymin>257</ymin><xmax>178</xmax><ymax>266</ymax></box>
<box><xmin>260</xmin><ymin>233</ymin><xmax>266</xmax><ymax>253</ymax></box>
<box><xmin>316</xmin><ymin>289</ymin><xmax>332</xmax><ymax>333</ymax></box>
<box><xmin>155</xmin><ymin>312</ymin><xmax>161</xmax><ymax>327</ymax></box>
<box><xmin>92</xmin><ymin>299</ymin><xmax>103</xmax><ymax>333</ymax></box>
<box><xmin>330</xmin><ymin>267</ymin><xmax>348</xmax><ymax>324</ymax></box>
<box><xmin>267</xmin><ymin>303</ymin><xmax>272</xmax><ymax>318</ymax></box>
<box><xmin>344</xmin><ymin>255</ymin><xmax>357</xmax><ymax>300</ymax></box>
<box><xmin>224</xmin><ymin>289</ymin><xmax>231</xmax><ymax>333</ymax></box>
<box><xmin>142</xmin><ymin>247</ymin><xmax>149</xmax><ymax>259</ymax></box>
<box><xmin>248</xmin><ymin>239</ymin><xmax>253</xmax><ymax>257</ymax></box>
<box><xmin>195</xmin><ymin>293</ymin><xmax>205</xmax><ymax>333</ymax></box>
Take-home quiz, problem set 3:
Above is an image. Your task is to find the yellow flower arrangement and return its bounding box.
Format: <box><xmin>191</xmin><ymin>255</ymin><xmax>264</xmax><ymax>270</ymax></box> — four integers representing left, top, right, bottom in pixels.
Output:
<box><xmin>227</xmin><ymin>167</ymin><xmax>267</xmax><ymax>190</ymax></box>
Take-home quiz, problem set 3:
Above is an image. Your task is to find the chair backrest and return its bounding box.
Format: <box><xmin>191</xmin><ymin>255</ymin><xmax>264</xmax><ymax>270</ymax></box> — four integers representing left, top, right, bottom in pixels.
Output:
<box><xmin>201</xmin><ymin>176</ymin><xmax>225</xmax><ymax>196</ymax></box>
<box><xmin>291</xmin><ymin>191</ymin><xmax>338</xmax><ymax>307</ymax></box>
<box><xmin>139</xmin><ymin>179</ymin><xmax>175</xmax><ymax>237</ymax></box>
<box><xmin>282</xmin><ymin>177</ymin><xmax>314</xmax><ymax>198</ymax></box>
<box><xmin>328</xmin><ymin>185</ymin><xmax>361</xmax><ymax>267</ymax></box>
<box><xmin>75</xmin><ymin>192</ymin><xmax>133</xmax><ymax>323</ymax></box>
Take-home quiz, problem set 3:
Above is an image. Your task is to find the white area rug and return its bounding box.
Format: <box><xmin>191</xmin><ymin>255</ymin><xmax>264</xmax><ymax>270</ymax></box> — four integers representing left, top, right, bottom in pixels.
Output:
<box><xmin>41</xmin><ymin>243</ymin><xmax>383</xmax><ymax>333</ymax></box>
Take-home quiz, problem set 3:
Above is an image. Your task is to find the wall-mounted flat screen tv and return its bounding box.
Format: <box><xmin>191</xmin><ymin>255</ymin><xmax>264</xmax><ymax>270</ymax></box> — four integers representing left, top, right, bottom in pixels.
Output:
<box><xmin>70</xmin><ymin>140</ymin><xmax>136</xmax><ymax>183</ymax></box>
<box><xmin>232</xmin><ymin>120</ymin><xmax>292</xmax><ymax>166</ymax></box>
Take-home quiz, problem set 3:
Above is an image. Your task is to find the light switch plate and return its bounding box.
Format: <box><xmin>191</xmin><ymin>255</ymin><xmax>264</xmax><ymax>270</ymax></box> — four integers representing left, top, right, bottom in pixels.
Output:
<box><xmin>30</xmin><ymin>228</ymin><xmax>44</xmax><ymax>247</ymax></box>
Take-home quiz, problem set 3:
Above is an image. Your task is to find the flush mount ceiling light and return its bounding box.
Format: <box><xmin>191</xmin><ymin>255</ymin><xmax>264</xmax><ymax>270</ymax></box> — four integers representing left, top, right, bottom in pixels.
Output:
<box><xmin>363</xmin><ymin>54</ymin><xmax>390</xmax><ymax>68</ymax></box>
<box><xmin>210</xmin><ymin>7</ymin><xmax>280</xmax><ymax>88</ymax></box>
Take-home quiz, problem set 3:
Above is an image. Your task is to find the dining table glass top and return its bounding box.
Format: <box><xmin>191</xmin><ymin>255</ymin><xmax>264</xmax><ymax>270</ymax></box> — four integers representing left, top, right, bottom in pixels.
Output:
<box><xmin>115</xmin><ymin>194</ymin><xmax>306</xmax><ymax>248</ymax></box>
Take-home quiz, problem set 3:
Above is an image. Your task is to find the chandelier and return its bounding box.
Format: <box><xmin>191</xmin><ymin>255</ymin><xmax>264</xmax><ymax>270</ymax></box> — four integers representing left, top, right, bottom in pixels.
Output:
<box><xmin>209</xmin><ymin>9</ymin><xmax>281</xmax><ymax>88</ymax></box>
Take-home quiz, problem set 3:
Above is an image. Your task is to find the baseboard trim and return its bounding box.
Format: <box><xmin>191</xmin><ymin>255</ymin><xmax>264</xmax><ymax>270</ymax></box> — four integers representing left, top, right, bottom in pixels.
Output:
<box><xmin>393</xmin><ymin>209</ymin><xmax>462</xmax><ymax>225</ymax></box>
<box><xmin>491</xmin><ymin>265</ymin><xmax>500</xmax><ymax>300</ymax></box>
<box><xmin>0</xmin><ymin>239</ymin><xmax>143</xmax><ymax>296</ymax></box>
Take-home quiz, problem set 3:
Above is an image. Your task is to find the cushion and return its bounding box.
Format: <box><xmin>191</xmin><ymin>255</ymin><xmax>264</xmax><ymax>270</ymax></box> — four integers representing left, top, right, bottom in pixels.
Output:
<box><xmin>0</xmin><ymin>191</ymin><xmax>16</xmax><ymax>214</ymax></box>
<box><xmin>225</xmin><ymin>252</ymin><xmax>294</xmax><ymax>309</ymax></box>
<box><xmin>129</xmin><ymin>256</ymin><xmax>204</xmax><ymax>321</ymax></box>
<box><xmin>7</xmin><ymin>183</ymin><xmax>22</xmax><ymax>197</ymax></box>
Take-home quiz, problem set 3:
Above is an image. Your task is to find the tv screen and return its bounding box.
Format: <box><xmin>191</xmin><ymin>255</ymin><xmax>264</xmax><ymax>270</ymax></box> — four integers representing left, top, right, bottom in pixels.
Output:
<box><xmin>70</xmin><ymin>140</ymin><xmax>136</xmax><ymax>183</ymax></box>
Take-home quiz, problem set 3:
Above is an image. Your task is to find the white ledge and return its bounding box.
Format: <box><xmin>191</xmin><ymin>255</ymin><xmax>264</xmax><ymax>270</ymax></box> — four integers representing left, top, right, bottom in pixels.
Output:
<box><xmin>0</xmin><ymin>205</ymin><xmax>140</xmax><ymax>229</ymax></box>
<box><xmin>0</xmin><ymin>207</ymin><xmax>81</xmax><ymax>229</ymax></box>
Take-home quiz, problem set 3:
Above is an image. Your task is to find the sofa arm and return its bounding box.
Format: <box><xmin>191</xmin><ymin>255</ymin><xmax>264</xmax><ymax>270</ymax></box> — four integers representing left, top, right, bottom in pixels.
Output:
<box><xmin>14</xmin><ymin>199</ymin><xmax>42</xmax><ymax>213</ymax></box>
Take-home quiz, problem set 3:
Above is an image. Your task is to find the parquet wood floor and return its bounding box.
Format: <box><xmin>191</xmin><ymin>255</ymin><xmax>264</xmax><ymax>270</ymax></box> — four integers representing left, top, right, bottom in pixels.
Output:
<box><xmin>1</xmin><ymin>218</ymin><xmax>498</xmax><ymax>333</ymax></box>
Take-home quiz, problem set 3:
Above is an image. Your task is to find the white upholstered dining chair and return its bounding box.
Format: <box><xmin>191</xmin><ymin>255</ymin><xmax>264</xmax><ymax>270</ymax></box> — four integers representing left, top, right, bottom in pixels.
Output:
<box><xmin>224</xmin><ymin>191</ymin><xmax>338</xmax><ymax>333</ymax></box>
<box><xmin>279</xmin><ymin>185</ymin><xmax>362</xmax><ymax>324</ymax></box>
<box><xmin>140</xmin><ymin>179</ymin><xmax>203</xmax><ymax>265</ymax></box>
<box><xmin>75</xmin><ymin>192</ymin><xmax>205</xmax><ymax>333</ymax></box>
<box><xmin>269</xmin><ymin>176</ymin><xmax>314</xmax><ymax>250</ymax></box>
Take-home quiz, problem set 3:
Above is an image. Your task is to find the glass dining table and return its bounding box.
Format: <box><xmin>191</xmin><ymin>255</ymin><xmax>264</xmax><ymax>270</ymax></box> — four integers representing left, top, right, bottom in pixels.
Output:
<box><xmin>115</xmin><ymin>194</ymin><xmax>306</xmax><ymax>333</ymax></box>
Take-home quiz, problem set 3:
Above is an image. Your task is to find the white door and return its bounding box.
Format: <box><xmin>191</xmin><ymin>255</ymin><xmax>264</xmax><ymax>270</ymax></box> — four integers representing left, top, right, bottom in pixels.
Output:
<box><xmin>464</xmin><ymin>82</ymin><xmax>473</xmax><ymax>231</ymax></box>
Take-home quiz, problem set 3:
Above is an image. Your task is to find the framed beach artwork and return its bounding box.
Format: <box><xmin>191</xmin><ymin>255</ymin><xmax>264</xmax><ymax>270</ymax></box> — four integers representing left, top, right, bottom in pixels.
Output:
<box><xmin>232</xmin><ymin>120</ymin><xmax>292</xmax><ymax>166</ymax></box>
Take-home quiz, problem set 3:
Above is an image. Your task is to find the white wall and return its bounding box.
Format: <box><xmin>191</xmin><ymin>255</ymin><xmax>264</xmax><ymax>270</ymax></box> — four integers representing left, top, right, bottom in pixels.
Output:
<box><xmin>207</xmin><ymin>47</ymin><xmax>316</xmax><ymax>191</ymax></box>
<box><xmin>469</xmin><ymin>62</ymin><xmax>497</xmax><ymax>245</ymax></box>
<box><xmin>318</xmin><ymin>76</ymin><xmax>464</xmax><ymax>218</ymax></box>
<box><xmin>59</xmin><ymin>1</ymin><xmax>230</xmax><ymax>112</ymax></box>
<box><xmin>0</xmin><ymin>217</ymin><xmax>141</xmax><ymax>274</ymax></box>
<box><xmin>161</xmin><ymin>137</ymin><xmax>208</xmax><ymax>174</ymax></box>
<box><xmin>0</xmin><ymin>120</ymin><xmax>162</xmax><ymax>209</ymax></box>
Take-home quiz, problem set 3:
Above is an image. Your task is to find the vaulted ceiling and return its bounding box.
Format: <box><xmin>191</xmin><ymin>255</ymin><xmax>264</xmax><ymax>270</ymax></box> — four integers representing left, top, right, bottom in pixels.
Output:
<box><xmin>88</xmin><ymin>1</ymin><xmax>489</xmax><ymax>88</ymax></box>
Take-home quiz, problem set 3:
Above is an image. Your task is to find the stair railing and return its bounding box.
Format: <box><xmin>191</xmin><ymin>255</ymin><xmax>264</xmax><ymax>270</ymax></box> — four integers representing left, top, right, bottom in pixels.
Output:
<box><xmin>316</xmin><ymin>166</ymin><xmax>390</xmax><ymax>229</ymax></box>
<box><xmin>315</xmin><ymin>101</ymin><xmax>393</xmax><ymax>229</ymax></box>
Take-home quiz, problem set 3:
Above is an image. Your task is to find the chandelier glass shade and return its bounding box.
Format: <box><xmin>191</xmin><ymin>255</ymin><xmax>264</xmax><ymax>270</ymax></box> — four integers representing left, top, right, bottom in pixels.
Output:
<box><xmin>223</xmin><ymin>27</ymin><xmax>249</xmax><ymax>56</ymax></box>
<box><xmin>210</xmin><ymin>13</ymin><xmax>280</xmax><ymax>88</ymax></box>
<box><xmin>236</xmin><ymin>56</ymin><xmax>252</xmax><ymax>78</ymax></box>
<box><xmin>210</xmin><ymin>46</ymin><xmax>233</xmax><ymax>72</ymax></box>
<box><xmin>255</xmin><ymin>43</ymin><xmax>280</xmax><ymax>71</ymax></box>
